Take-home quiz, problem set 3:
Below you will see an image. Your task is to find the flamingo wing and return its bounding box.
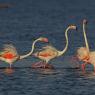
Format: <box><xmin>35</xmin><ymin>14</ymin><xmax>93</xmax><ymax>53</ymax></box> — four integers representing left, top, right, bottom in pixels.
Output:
<box><xmin>1</xmin><ymin>52</ymin><xmax>16</xmax><ymax>59</ymax></box>
<box><xmin>3</xmin><ymin>44</ymin><xmax>19</xmax><ymax>56</ymax></box>
<box><xmin>38</xmin><ymin>48</ymin><xmax>58</xmax><ymax>58</ymax></box>
<box><xmin>0</xmin><ymin>44</ymin><xmax>19</xmax><ymax>59</ymax></box>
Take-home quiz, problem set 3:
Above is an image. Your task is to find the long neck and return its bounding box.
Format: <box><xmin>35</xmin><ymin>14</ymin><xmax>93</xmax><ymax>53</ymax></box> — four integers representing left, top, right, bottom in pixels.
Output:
<box><xmin>19</xmin><ymin>39</ymin><xmax>39</xmax><ymax>59</ymax></box>
<box><xmin>83</xmin><ymin>22</ymin><xmax>89</xmax><ymax>51</ymax></box>
<box><xmin>58</xmin><ymin>27</ymin><xmax>70</xmax><ymax>56</ymax></box>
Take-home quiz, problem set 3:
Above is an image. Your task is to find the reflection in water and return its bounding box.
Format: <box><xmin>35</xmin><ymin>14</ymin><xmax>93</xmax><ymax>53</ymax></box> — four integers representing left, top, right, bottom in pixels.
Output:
<box><xmin>40</xmin><ymin>69</ymin><xmax>56</xmax><ymax>75</ymax></box>
<box><xmin>3</xmin><ymin>68</ymin><xmax>14</xmax><ymax>75</ymax></box>
<box><xmin>33</xmin><ymin>68</ymin><xmax>56</xmax><ymax>75</ymax></box>
<box><xmin>0</xmin><ymin>67</ymin><xmax>95</xmax><ymax>95</ymax></box>
<box><xmin>83</xmin><ymin>72</ymin><xmax>95</xmax><ymax>78</ymax></box>
<box><xmin>77</xmin><ymin>69</ymin><xmax>95</xmax><ymax>79</ymax></box>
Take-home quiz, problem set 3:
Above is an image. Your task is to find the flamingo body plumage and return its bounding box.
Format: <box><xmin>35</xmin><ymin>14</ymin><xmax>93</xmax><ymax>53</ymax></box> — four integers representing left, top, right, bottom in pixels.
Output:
<box><xmin>77</xmin><ymin>47</ymin><xmax>89</xmax><ymax>63</ymax></box>
<box><xmin>0</xmin><ymin>44</ymin><xmax>19</xmax><ymax>68</ymax></box>
<box><xmin>34</xmin><ymin>46</ymin><xmax>59</xmax><ymax>63</ymax></box>
<box><xmin>77</xmin><ymin>19</ymin><xmax>95</xmax><ymax>72</ymax></box>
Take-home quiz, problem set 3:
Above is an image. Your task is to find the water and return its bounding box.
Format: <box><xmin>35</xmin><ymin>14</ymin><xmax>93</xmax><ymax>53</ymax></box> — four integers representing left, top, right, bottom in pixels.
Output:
<box><xmin>0</xmin><ymin>67</ymin><xmax>95</xmax><ymax>95</ymax></box>
<box><xmin>0</xmin><ymin>0</ymin><xmax>95</xmax><ymax>94</ymax></box>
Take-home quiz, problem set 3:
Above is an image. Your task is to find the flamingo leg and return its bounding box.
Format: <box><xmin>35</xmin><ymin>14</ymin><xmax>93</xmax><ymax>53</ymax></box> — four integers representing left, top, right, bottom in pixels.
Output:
<box><xmin>32</xmin><ymin>61</ymin><xmax>46</xmax><ymax>68</ymax></box>
<box><xmin>41</xmin><ymin>60</ymin><xmax>46</xmax><ymax>69</ymax></box>
<box><xmin>81</xmin><ymin>63</ymin><xmax>86</xmax><ymax>73</ymax></box>
<box><xmin>32</xmin><ymin>60</ymin><xmax>54</xmax><ymax>69</ymax></box>
<box><xmin>39</xmin><ymin>61</ymin><xmax>46</xmax><ymax>68</ymax></box>
<box><xmin>36</xmin><ymin>60</ymin><xmax>47</xmax><ymax>69</ymax></box>
<box><xmin>34</xmin><ymin>61</ymin><xmax>42</xmax><ymax>66</ymax></box>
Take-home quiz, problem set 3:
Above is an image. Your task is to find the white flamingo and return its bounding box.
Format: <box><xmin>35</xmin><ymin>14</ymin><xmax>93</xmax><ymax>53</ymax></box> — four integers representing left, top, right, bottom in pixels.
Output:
<box><xmin>77</xmin><ymin>19</ymin><xmax>95</xmax><ymax>72</ymax></box>
<box><xmin>32</xmin><ymin>25</ymin><xmax>77</xmax><ymax>68</ymax></box>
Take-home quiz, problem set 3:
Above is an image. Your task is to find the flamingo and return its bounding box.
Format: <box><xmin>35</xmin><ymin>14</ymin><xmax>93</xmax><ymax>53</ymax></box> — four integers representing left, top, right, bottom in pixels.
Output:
<box><xmin>32</xmin><ymin>25</ymin><xmax>77</xmax><ymax>69</ymax></box>
<box><xmin>0</xmin><ymin>37</ymin><xmax>48</xmax><ymax>68</ymax></box>
<box><xmin>77</xmin><ymin>19</ymin><xmax>95</xmax><ymax>72</ymax></box>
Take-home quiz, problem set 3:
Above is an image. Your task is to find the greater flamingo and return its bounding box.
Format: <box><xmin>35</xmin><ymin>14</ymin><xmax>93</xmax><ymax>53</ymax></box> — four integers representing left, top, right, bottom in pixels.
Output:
<box><xmin>0</xmin><ymin>37</ymin><xmax>48</xmax><ymax>68</ymax></box>
<box><xmin>32</xmin><ymin>25</ymin><xmax>77</xmax><ymax>69</ymax></box>
<box><xmin>77</xmin><ymin>19</ymin><xmax>95</xmax><ymax>72</ymax></box>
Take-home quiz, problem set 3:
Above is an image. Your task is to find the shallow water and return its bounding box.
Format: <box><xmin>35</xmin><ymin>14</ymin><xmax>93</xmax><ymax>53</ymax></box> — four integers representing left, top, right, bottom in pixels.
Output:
<box><xmin>0</xmin><ymin>0</ymin><xmax>95</xmax><ymax>95</ymax></box>
<box><xmin>0</xmin><ymin>67</ymin><xmax>95</xmax><ymax>95</ymax></box>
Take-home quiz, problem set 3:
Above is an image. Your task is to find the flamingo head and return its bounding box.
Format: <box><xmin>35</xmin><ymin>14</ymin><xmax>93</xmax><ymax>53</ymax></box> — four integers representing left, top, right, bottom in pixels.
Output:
<box><xmin>77</xmin><ymin>47</ymin><xmax>89</xmax><ymax>61</ymax></box>
<box><xmin>38</xmin><ymin>37</ymin><xmax>49</xmax><ymax>42</ymax></box>
<box><xmin>69</xmin><ymin>25</ymin><xmax>77</xmax><ymax>30</ymax></box>
<box><xmin>83</xmin><ymin>19</ymin><xmax>87</xmax><ymax>24</ymax></box>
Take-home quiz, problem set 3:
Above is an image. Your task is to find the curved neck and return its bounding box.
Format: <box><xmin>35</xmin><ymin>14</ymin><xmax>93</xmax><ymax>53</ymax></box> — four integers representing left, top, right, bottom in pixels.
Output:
<box><xmin>83</xmin><ymin>22</ymin><xmax>89</xmax><ymax>51</ymax></box>
<box><xmin>19</xmin><ymin>39</ymin><xmax>39</xmax><ymax>59</ymax></box>
<box><xmin>58</xmin><ymin>27</ymin><xmax>71</xmax><ymax>56</ymax></box>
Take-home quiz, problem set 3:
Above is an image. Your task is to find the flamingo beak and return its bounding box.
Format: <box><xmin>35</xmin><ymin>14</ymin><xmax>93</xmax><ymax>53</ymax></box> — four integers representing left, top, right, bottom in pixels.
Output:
<box><xmin>70</xmin><ymin>25</ymin><xmax>77</xmax><ymax>30</ymax></box>
<box><xmin>42</xmin><ymin>38</ymin><xmax>49</xmax><ymax>42</ymax></box>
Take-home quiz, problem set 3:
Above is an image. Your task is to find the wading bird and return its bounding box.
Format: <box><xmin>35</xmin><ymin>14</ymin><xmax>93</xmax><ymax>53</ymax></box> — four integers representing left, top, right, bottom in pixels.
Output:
<box><xmin>32</xmin><ymin>25</ymin><xmax>76</xmax><ymax>69</ymax></box>
<box><xmin>77</xmin><ymin>19</ymin><xmax>95</xmax><ymax>72</ymax></box>
<box><xmin>0</xmin><ymin>37</ymin><xmax>48</xmax><ymax>68</ymax></box>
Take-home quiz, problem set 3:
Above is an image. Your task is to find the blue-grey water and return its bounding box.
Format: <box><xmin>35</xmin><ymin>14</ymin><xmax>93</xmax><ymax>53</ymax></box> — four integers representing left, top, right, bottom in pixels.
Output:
<box><xmin>0</xmin><ymin>0</ymin><xmax>95</xmax><ymax>95</ymax></box>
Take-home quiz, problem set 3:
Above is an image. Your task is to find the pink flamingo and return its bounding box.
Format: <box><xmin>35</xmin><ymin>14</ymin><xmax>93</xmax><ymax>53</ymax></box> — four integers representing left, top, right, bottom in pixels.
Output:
<box><xmin>32</xmin><ymin>25</ymin><xmax>77</xmax><ymax>69</ymax></box>
<box><xmin>77</xmin><ymin>19</ymin><xmax>95</xmax><ymax>72</ymax></box>
<box><xmin>0</xmin><ymin>37</ymin><xmax>48</xmax><ymax>68</ymax></box>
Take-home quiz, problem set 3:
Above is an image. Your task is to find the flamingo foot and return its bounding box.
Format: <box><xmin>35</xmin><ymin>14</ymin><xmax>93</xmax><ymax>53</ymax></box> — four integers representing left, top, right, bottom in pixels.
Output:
<box><xmin>32</xmin><ymin>62</ymin><xmax>54</xmax><ymax>69</ymax></box>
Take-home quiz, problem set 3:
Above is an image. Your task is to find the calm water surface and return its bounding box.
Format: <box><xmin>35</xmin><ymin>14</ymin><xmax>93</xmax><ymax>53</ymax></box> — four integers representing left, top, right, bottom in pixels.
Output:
<box><xmin>0</xmin><ymin>0</ymin><xmax>95</xmax><ymax>95</ymax></box>
<box><xmin>0</xmin><ymin>67</ymin><xmax>95</xmax><ymax>95</ymax></box>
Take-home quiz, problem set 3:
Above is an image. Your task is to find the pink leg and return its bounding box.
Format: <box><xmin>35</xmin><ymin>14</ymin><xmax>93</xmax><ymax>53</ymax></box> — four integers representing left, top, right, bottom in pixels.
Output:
<box><xmin>33</xmin><ymin>61</ymin><xmax>42</xmax><ymax>66</ymax></box>
<box><xmin>81</xmin><ymin>63</ymin><xmax>86</xmax><ymax>73</ymax></box>
<box><xmin>43</xmin><ymin>63</ymin><xmax>47</xmax><ymax>69</ymax></box>
<box><xmin>32</xmin><ymin>61</ymin><xmax>54</xmax><ymax>69</ymax></box>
